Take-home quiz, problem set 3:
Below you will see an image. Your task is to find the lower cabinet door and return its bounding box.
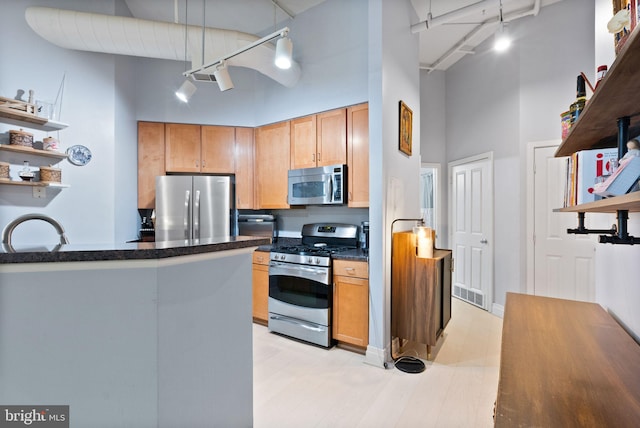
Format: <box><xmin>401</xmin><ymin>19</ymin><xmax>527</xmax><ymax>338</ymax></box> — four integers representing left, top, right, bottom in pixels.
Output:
<box><xmin>333</xmin><ymin>275</ymin><xmax>369</xmax><ymax>347</ymax></box>
<box><xmin>252</xmin><ymin>261</ymin><xmax>269</xmax><ymax>323</ymax></box>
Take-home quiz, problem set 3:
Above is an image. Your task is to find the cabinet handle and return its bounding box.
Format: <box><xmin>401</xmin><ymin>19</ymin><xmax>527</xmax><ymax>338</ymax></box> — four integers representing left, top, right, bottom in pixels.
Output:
<box><xmin>202</xmin><ymin>160</ymin><xmax>206</xmax><ymax>167</ymax></box>
<box><xmin>345</xmin><ymin>267</ymin><xmax>356</xmax><ymax>275</ymax></box>
<box><xmin>317</xmin><ymin>152</ymin><xmax>321</xmax><ymax>162</ymax></box>
<box><xmin>256</xmin><ymin>256</ymin><xmax>264</xmax><ymax>262</ymax></box>
<box><xmin>312</xmin><ymin>153</ymin><xmax>315</xmax><ymax>162</ymax></box>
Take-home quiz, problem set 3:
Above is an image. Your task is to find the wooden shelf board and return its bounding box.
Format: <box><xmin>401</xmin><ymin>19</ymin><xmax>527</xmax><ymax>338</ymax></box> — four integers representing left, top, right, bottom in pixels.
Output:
<box><xmin>0</xmin><ymin>107</ymin><xmax>68</xmax><ymax>131</ymax></box>
<box><xmin>556</xmin><ymin>192</ymin><xmax>640</xmax><ymax>213</ymax></box>
<box><xmin>0</xmin><ymin>144</ymin><xmax>67</xmax><ymax>160</ymax></box>
<box><xmin>555</xmin><ymin>28</ymin><xmax>640</xmax><ymax>157</ymax></box>
<box><xmin>0</xmin><ymin>180</ymin><xmax>69</xmax><ymax>188</ymax></box>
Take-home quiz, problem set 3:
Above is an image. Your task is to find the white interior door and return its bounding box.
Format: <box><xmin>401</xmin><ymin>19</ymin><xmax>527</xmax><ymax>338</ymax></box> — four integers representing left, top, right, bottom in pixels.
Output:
<box><xmin>449</xmin><ymin>154</ymin><xmax>493</xmax><ymax>311</ymax></box>
<box><xmin>533</xmin><ymin>146</ymin><xmax>596</xmax><ymax>301</ymax></box>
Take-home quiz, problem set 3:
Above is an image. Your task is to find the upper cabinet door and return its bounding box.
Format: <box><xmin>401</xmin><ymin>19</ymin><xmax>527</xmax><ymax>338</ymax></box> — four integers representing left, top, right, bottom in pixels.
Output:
<box><xmin>165</xmin><ymin>123</ymin><xmax>201</xmax><ymax>173</ymax></box>
<box><xmin>255</xmin><ymin>121</ymin><xmax>290</xmax><ymax>209</ymax></box>
<box><xmin>290</xmin><ymin>115</ymin><xmax>317</xmax><ymax>170</ymax></box>
<box><xmin>235</xmin><ymin>127</ymin><xmax>255</xmax><ymax>209</ymax></box>
<box><xmin>137</xmin><ymin>121</ymin><xmax>166</xmax><ymax>209</ymax></box>
<box><xmin>316</xmin><ymin>108</ymin><xmax>347</xmax><ymax>167</ymax></box>
<box><xmin>201</xmin><ymin>125</ymin><xmax>235</xmax><ymax>174</ymax></box>
<box><xmin>347</xmin><ymin>103</ymin><xmax>369</xmax><ymax>207</ymax></box>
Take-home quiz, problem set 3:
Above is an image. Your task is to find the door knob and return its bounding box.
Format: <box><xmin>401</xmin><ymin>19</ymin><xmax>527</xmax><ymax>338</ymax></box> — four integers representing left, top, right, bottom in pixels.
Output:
<box><xmin>480</xmin><ymin>239</ymin><xmax>488</xmax><ymax>244</ymax></box>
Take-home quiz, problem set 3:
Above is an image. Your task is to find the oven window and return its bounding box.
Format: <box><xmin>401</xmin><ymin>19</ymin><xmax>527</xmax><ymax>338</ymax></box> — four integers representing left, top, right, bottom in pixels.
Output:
<box><xmin>292</xmin><ymin>181</ymin><xmax>325</xmax><ymax>198</ymax></box>
<box><xmin>269</xmin><ymin>275</ymin><xmax>330</xmax><ymax>309</ymax></box>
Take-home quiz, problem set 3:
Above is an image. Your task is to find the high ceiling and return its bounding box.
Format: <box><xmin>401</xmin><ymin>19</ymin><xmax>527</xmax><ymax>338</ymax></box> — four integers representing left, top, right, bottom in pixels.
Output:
<box><xmin>124</xmin><ymin>0</ymin><xmax>564</xmax><ymax>71</ymax></box>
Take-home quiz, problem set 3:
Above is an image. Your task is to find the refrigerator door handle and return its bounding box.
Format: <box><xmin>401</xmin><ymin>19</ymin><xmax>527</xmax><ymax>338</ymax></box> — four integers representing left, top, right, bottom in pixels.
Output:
<box><xmin>184</xmin><ymin>190</ymin><xmax>191</xmax><ymax>239</ymax></box>
<box><xmin>194</xmin><ymin>190</ymin><xmax>201</xmax><ymax>239</ymax></box>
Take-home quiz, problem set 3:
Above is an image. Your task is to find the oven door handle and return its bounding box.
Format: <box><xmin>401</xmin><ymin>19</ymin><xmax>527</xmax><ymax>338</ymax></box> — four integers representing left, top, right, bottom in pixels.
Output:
<box><xmin>269</xmin><ymin>315</ymin><xmax>325</xmax><ymax>332</ymax></box>
<box><xmin>269</xmin><ymin>262</ymin><xmax>328</xmax><ymax>276</ymax></box>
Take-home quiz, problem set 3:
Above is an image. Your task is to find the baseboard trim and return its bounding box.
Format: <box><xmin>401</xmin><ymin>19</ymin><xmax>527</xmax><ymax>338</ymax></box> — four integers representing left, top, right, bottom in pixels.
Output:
<box><xmin>364</xmin><ymin>344</ymin><xmax>390</xmax><ymax>369</ymax></box>
<box><xmin>492</xmin><ymin>303</ymin><xmax>505</xmax><ymax>318</ymax></box>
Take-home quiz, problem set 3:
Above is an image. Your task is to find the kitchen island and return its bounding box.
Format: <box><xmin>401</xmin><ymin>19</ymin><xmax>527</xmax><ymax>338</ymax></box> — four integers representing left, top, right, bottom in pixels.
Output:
<box><xmin>0</xmin><ymin>236</ymin><xmax>269</xmax><ymax>427</ymax></box>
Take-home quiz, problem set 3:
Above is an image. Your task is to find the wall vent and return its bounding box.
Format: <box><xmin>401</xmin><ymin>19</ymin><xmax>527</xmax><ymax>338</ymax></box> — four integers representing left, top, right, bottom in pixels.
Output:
<box><xmin>453</xmin><ymin>284</ymin><xmax>485</xmax><ymax>309</ymax></box>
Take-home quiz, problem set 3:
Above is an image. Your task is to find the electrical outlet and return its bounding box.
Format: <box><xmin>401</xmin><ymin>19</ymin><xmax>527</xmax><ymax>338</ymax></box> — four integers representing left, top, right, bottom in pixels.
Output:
<box><xmin>32</xmin><ymin>186</ymin><xmax>46</xmax><ymax>198</ymax></box>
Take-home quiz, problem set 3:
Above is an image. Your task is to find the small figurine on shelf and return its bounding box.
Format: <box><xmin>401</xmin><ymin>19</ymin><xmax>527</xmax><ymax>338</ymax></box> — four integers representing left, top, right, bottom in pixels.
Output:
<box><xmin>622</xmin><ymin>138</ymin><xmax>640</xmax><ymax>160</ymax></box>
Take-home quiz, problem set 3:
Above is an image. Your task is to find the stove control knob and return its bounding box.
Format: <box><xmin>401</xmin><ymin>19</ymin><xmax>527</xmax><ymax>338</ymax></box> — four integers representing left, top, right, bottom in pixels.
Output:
<box><xmin>314</xmin><ymin>258</ymin><xmax>321</xmax><ymax>265</ymax></box>
<box><xmin>307</xmin><ymin>257</ymin><xmax>313</xmax><ymax>264</ymax></box>
<box><xmin>281</xmin><ymin>255</ymin><xmax>287</xmax><ymax>261</ymax></box>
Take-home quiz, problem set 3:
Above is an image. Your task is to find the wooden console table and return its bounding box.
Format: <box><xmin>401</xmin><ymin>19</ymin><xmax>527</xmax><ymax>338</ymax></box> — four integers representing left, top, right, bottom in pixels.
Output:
<box><xmin>391</xmin><ymin>231</ymin><xmax>452</xmax><ymax>358</ymax></box>
<box><xmin>495</xmin><ymin>292</ymin><xmax>640</xmax><ymax>427</ymax></box>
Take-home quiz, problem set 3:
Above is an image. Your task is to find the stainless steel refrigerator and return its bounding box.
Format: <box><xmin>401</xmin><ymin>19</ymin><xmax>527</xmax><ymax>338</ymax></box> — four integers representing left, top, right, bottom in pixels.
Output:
<box><xmin>155</xmin><ymin>175</ymin><xmax>236</xmax><ymax>241</ymax></box>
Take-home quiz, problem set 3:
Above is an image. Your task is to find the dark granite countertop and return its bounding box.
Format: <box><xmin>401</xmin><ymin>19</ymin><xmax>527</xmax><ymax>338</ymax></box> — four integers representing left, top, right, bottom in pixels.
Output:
<box><xmin>0</xmin><ymin>235</ymin><xmax>271</xmax><ymax>264</ymax></box>
<box><xmin>255</xmin><ymin>238</ymin><xmax>369</xmax><ymax>262</ymax></box>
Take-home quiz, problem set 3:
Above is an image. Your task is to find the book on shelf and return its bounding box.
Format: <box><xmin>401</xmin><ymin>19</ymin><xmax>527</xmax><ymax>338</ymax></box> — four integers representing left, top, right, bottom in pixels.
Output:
<box><xmin>564</xmin><ymin>148</ymin><xmax>618</xmax><ymax>206</ymax></box>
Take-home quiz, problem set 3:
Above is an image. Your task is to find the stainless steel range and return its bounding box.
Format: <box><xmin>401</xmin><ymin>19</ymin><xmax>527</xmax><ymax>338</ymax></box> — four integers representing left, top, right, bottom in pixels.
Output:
<box><xmin>268</xmin><ymin>223</ymin><xmax>359</xmax><ymax>347</ymax></box>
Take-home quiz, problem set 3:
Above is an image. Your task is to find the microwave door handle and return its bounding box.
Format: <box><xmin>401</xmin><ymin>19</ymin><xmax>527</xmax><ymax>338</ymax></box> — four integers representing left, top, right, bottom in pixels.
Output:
<box><xmin>184</xmin><ymin>190</ymin><xmax>191</xmax><ymax>239</ymax></box>
<box><xmin>194</xmin><ymin>190</ymin><xmax>200</xmax><ymax>239</ymax></box>
<box><xmin>328</xmin><ymin>175</ymin><xmax>334</xmax><ymax>202</ymax></box>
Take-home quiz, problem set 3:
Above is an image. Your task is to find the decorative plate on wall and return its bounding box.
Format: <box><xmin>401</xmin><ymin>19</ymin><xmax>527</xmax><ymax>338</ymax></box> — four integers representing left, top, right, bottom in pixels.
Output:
<box><xmin>66</xmin><ymin>145</ymin><xmax>92</xmax><ymax>166</ymax></box>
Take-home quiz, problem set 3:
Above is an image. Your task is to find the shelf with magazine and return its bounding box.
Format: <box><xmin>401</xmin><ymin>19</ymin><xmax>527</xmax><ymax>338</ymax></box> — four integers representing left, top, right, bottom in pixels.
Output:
<box><xmin>554</xmin><ymin>25</ymin><xmax>640</xmax><ymax>244</ymax></box>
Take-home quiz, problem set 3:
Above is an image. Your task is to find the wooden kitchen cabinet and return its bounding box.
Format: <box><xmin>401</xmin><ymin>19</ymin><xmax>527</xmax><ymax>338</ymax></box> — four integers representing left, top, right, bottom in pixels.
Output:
<box><xmin>316</xmin><ymin>108</ymin><xmax>347</xmax><ymax>167</ymax></box>
<box><xmin>255</xmin><ymin>121</ymin><xmax>290</xmax><ymax>209</ymax></box>
<box><xmin>333</xmin><ymin>259</ymin><xmax>369</xmax><ymax>348</ymax></box>
<box><xmin>347</xmin><ymin>103</ymin><xmax>369</xmax><ymax>207</ymax></box>
<box><xmin>201</xmin><ymin>125</ymin><xmax>235</xmax><ymax>174</ymax></box>
<box><xmin>252</xmin><ymin>250</ymin><xmax>270</xmax><ymax>324</ymax></box>
<box><xmin>165</xmin><ymin>123</ymin><xmax>201</xmax><ymax>173</ymax></box>
<box><xmin>290</xmin><ymin>115</ymin><xmax>317</xmax><ymax>169</ymax></box>
<box><xmin>165</xmin><ymin>124</ymin><xmax>235</xmax><ymax>174</ymax></box>
<box><xmin>391</xmin><ymin>232</ymin><xmax>452</xmax><ymax>358</ymax></box>
<box><xmin>235</xmin><ymin>127</ymin><xmax>255</xmax><ymax>209</ymax></box>
<box><xmin>137</xmin><ymin>121</ymin><xmax>166</xmax><ymax>209</ymax></box>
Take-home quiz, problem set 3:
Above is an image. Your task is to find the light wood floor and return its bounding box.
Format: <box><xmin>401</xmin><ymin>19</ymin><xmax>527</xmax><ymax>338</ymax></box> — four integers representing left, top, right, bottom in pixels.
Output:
<box><xmin>253</xmin><ymin>297</ymin><xmax>503</xmax><ymax>428</ymax></box>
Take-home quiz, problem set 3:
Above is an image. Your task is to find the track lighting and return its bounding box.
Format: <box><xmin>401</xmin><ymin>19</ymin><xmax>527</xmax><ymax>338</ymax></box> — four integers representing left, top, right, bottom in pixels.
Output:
<box><xmin>275</xmin><ymin>35</ymin><xmax>293</xmax><ymax>69</ymax></box>
<box><xmin>213</xmin><ymin>61</ymin><xmax>234</xmax><ymax>91</ymax></box>
<box><xmin>182</xmin><ymin>27</ymin><xmax>293</xmax><ymax>91</ymax></box>
<box><xmin>175</xmin><ymin>79</ymin><xmax>196</xmax><ymax>102</ymax></box>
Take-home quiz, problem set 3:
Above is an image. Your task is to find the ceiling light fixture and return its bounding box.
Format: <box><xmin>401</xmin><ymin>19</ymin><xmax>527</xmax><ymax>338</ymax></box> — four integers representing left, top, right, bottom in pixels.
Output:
<box><xmin>275</xmin><ymin>35</ymin><xmax>293</xmax><ymax>69</ymax></box>
<box><xmin>183</xmin><ymin>27</ymin><xmax>293</xmax><ymax>90</ymax></box>
<box><xmin>213</xmin><ymin>61</ymin><xmax>234</xmax><ymax>91</ymax></box>
<box><xmin>494</xmin><ymin>0</ymin><xmax>511</xmax><ymax>52</ymax></box>
<box><xmin>176</xmin><ymin>78</ymin><xmax>197</xmax><ymax>102</ymax></box>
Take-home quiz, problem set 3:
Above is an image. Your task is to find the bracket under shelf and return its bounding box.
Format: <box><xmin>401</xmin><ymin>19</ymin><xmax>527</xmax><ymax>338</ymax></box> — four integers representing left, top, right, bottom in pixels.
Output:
<box><xmin>567</xmin><ymin>210</ymin><xmax>639</xmax><ymax>245</ymax></box>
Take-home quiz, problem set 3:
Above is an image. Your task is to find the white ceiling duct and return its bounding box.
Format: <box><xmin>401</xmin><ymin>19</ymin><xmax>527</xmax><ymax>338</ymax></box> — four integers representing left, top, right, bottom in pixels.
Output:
<box><xmin>24</xmin><ymin>6</ymin><xmax>301</xmax><ymax>88</ymax></box>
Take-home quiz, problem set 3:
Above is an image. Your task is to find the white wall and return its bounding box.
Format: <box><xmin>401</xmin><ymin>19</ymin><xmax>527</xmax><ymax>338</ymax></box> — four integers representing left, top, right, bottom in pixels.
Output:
<box><xmin>444</xmin><ymin>0</ymin><xmax>595</xmax><ymax>308</ymax></box>
<box><xmin>365</xmin><ymin>0</ymin><xmax>421</xmax><ymax>366</ymax></box>
<box><xmin>0</xmin><ymin>0</ymin><xmax>123</xmax><ymax>245</ymax></box>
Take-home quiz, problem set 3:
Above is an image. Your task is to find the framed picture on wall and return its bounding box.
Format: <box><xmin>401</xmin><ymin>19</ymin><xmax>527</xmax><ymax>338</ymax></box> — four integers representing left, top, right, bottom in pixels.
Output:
<box><xmin>399</xmin><ymin>101</ymin><xmax>413</xmax><ymax>156</ymax></box>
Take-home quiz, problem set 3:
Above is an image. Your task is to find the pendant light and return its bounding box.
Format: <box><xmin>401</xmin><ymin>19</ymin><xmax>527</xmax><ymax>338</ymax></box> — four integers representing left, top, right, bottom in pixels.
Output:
<box><xmin>494</xmin><ymin>0</ymin><xmax>511</xmax><ymax>52</ymax></box>
<box><xmin>176</xmin><ymin>0</ymin><xmax>196</xmax><ymax>102</ymax></box>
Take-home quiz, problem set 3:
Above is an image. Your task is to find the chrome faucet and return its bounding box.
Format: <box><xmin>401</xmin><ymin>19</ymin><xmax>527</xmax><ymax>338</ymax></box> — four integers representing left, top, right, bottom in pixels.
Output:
<box><xmin>2</xmin><ymin>213</ymin><xmax>69</xmax><ymax>250</ymax></box>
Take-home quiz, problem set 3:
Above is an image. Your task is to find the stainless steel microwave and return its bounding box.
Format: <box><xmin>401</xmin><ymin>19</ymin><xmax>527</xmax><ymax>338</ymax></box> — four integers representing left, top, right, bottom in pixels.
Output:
<box><xmin>287</xmin><ymin>164</ymin><xmax>346</xmax><ymax>205</ymax></box>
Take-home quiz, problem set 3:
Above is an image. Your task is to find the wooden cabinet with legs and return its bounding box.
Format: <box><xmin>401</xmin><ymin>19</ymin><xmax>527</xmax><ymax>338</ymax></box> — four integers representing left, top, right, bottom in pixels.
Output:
<box><xmin>347</xmin><ymin>103</ymin><xmax>369</xmax><ymax>207</ymax></box>
<box><xmin>392</xmin><ymin>232</ymin><xmax>452</xmax><ymax>358</ymax></box>
<box><xmin>255</xmin><ymin>121</ymin><xmax>290</xmax><ymax>209</ymax></box>
<box><xmin>235</xmin><ymin>127</ymin><xmax>255</xmax><ymax>209</ymax></box>
<box><xmin>252</xmin><ymin>250</ymin><xmax>270</xmax><ymax>324</ymax></box>
<box><xmin>333</xmin><ymin>259</ymin><xmax>369</xmax><ymax>348</ymax></box>
<box><xmin>165</xmin><ymin>123</ymin><xmax>201</xmax><ymax>173</ymax></box>
<box><xmin>137</xmin><ymin>121</ymin><xmax>166</xmax><ymax>209</ymax></box>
